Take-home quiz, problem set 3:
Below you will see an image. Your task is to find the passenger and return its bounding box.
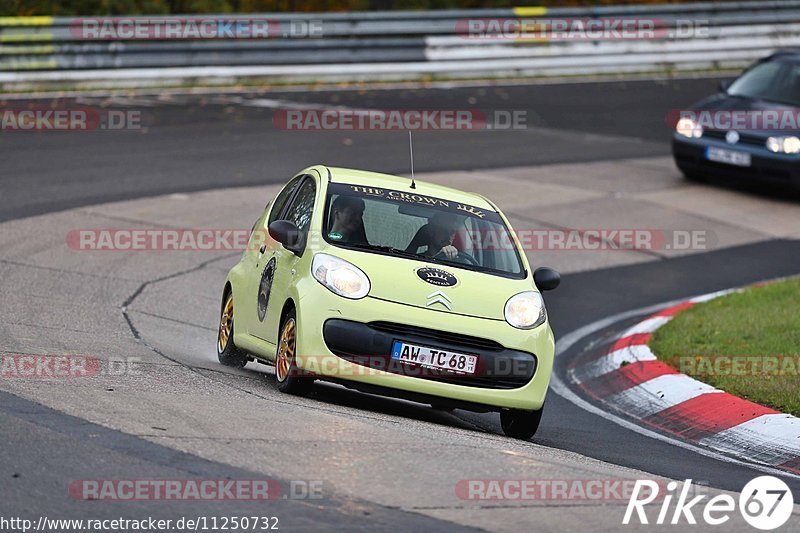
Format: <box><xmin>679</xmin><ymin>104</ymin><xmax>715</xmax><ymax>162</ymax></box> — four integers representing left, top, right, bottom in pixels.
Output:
<box><xmin>328</xmin><ymin>196</ymin><xmax>368</xmax><ymax>245</ymax></box>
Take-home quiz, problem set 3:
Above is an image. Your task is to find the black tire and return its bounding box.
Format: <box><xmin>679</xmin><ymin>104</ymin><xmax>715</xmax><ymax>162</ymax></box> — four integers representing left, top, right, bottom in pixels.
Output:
<box><xmin>217</xmin><ymin>290</ymin><xmax>249</xmax><ymax>368</ymax></box>
<box><xmin>275</xmin><ymin>308</ymin><xmax>313</xmax><ymax>395</ymax></box>
<box><xmin>500</xmin><ymin>407</ymin><xmax>544</xmax><ymax>440</ymax></box>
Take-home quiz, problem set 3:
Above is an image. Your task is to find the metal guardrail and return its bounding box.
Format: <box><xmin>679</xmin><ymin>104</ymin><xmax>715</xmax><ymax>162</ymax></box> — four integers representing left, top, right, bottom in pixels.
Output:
<box><xmin>1</xmin><ymin>1</ymin><xmax>800</xmax><ymax>87</ymax></box>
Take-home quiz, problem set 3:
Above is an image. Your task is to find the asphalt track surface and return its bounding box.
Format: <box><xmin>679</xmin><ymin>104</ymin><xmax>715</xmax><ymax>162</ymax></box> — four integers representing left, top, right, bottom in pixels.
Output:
<box><xmin>2</xmin><ymin>76</ymin><xmax>800</xmax><ymax>529</ymax></box>
<box><xmin>2</xmin><ymin>76</ymin><xmax>722</xmax><ymax>223</ymax></box>
<box><xmin>0</xmin><ymin>389</ymin><xmax>470</xmax><ymax>531</ymax></box>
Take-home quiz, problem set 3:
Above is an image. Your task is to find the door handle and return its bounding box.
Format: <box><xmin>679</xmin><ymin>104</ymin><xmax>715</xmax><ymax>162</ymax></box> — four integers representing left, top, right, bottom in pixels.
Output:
<box><xmin>259</xmin><ymin>245</ymin><xmax>266</xmax><ymax>254</ymax></box>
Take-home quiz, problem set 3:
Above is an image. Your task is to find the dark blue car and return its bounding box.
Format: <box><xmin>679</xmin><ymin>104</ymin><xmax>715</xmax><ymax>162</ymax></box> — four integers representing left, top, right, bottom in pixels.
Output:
<box><xmin>672</xmin><ymin>50</ymin><xmax>800</xmax><ymax>191</ymax></box>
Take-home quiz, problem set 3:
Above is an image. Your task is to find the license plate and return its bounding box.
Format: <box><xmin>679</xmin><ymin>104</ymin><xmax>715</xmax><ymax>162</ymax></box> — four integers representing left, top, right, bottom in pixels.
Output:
<box><xmin>391</xmin><ymin>341</ymin><xmax>478</xmax><ymax>375</ymax></box>
<box><xmin>706</xmin><ymin>147</ymin><xmax>751</xmax><ymax>167</ymax></box>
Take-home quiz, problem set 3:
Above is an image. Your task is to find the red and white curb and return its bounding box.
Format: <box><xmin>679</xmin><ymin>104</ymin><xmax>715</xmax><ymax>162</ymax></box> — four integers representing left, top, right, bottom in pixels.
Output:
<box><xmin>567</xmin><ymin>289</ymin><xmax>800</xmax><ymax>476</ymax></box>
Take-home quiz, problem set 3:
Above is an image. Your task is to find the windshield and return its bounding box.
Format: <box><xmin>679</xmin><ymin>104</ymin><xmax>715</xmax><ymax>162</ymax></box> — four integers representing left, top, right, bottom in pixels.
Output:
<box><xmin>727</xmin><ymin>59</ymin><xmax>800</xmax><ymax>107</ymax></box>
<box><xmin>323</xmin><ymin>183</ymin><xmax>525</xmax><ymax>278</ymax></box>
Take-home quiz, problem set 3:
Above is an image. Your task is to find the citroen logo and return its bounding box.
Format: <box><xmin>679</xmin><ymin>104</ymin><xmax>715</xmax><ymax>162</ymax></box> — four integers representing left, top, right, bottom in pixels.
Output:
<box><xmin>726</xmin><ymin>130</ymin><xmax>740</xmax><ymax>145</ymax></box>
<box><xmin>426</xmin><ymin>290</ymin><xmax>452</xmax><ymax>311</ymax></box>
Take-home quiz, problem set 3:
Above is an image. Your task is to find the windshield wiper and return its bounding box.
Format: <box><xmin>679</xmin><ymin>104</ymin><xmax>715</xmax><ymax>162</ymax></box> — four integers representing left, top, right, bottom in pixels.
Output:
<box><xmin>373</xmin><ymin>245</ymin><xmax>423</xmax><ymax>259</ymax></box>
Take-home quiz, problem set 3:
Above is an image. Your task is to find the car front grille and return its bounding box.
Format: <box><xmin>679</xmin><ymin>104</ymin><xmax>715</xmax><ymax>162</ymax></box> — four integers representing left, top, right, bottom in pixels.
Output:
<box><xmin>368</xmin><ymin>321</ymin><xmax>504</xmax><ymax>351</ymax></box>
<box><xmin>702</xmin><ymin>130</ymin><xmax>766</xmax><ymax>147</ymax></box>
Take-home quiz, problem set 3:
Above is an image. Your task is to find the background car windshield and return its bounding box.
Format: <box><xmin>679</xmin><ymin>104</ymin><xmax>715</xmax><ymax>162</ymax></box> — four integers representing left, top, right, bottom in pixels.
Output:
<box><xmin>325</xmin><ymin>184</ymin><xmax>524</xmax><ymax>277</ymax></box>
<box><xmin>727</xmin><ymin>59</ymin><xmax>800</xmax><ymax>106</ymax></box>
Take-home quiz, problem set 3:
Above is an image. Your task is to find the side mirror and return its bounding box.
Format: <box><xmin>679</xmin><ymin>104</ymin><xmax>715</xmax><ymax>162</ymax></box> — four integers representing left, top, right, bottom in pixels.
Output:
<box><xmin>719</xmin><ymin>79</ymin><xmax>731</xmax><ymax>93</ymax></box>
<box><xmin>534</xmin><ymin>267</ymin><xmax>560</xmax><ymax>292</ymax></box>
<box><xmin>268</xmin><ymin>220</ymin><xmax>304</xmax><ymax>255</ymax></box>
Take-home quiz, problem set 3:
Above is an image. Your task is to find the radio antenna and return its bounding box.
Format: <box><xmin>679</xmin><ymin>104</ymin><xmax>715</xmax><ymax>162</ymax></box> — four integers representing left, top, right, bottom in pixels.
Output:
<box><xmin>408</xmin><ymin>130</ymin><xmax>416</xmax><ymax>189</ymax></box>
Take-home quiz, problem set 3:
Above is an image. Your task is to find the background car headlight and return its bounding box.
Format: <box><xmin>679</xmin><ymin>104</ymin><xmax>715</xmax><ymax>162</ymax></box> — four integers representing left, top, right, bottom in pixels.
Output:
<box><xmin>676</xmin><ymin>117</ymin><xmax>703</xmax><ymax>139</ymax></box>
<box><xmin>312</xmin><ymin>253</ymin><xmax>370</xmax><ymax>299</ymax></box>
<box><xmin>766</xmin><ymin>136</ymin><xmax>800</xmax><ymax>154</ymax></box>
<box><xmin>504</xmin><ymin>291</ymin><xmax>546</xmax><ymax>330</ymax></box>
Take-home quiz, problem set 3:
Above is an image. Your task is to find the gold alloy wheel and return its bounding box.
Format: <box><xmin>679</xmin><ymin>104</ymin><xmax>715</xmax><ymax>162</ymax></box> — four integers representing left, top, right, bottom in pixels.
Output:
<box><xmin>276</xmin><ymin>317</ymin><xmax>296</xmax><ymax>382</ymax></box>
<box><xmin>218</xmin><ymin>294</ymin><xmax>234</xmax><ymax>354</ymax></box>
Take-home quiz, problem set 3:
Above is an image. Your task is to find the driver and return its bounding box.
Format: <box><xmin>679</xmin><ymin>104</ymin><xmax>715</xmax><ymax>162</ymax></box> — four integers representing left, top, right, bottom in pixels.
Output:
<box><xmin>328</xmin><ymin>196</ymin><xmax>368</xmax><ymax>245</ymax></box>
<box><xmin>406</xmin><ymin>212</ymin><xmax>461</xmax><ymax>259</ymax></box>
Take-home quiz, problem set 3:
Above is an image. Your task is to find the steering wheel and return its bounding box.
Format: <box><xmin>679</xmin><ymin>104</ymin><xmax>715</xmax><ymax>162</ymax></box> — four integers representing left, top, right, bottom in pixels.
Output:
<box><xmin>434</xmin><ymin>249</ymin><xmax>480</xmax><ymax>266</ymax></box>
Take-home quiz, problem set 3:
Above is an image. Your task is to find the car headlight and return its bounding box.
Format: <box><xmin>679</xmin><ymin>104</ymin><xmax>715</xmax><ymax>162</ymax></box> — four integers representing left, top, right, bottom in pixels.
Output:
<box><xmin>504</xmin><ymin>291</ymin><xmax>546</xmax><ymax>330</ymax></box>
<box><xmin>766</xmin><ymin>136</ymin><xmax>800</xmax><ymax>154</ymax></box>
<box><xmin>676</xmin><ymin>117</ymin><xmax>703</xmax><ymax>139</ymax></box>
<box><xmin>312</xmin><ymin>253</ymin><xmax>370</xmax><ymax>299</ymax></box>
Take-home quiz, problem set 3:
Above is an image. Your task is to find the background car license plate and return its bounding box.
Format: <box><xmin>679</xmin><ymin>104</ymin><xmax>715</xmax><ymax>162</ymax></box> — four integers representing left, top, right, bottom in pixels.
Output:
<box><xmin>391</xmin><ymin>341</ymin><xmax>477</xmax><ymax>374</ymax></box>
<box><xmin>706</xmin><ymin>147</ymin><xmax>751</xmax><ymax>167</ymax></box>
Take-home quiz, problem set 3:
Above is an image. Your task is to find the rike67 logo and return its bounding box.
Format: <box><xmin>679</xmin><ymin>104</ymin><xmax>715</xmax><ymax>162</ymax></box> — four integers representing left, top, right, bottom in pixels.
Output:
<box><xmin>624</xmin><ymin>476</ymin><xmax>794</xmax><ymax>530</ymax></box>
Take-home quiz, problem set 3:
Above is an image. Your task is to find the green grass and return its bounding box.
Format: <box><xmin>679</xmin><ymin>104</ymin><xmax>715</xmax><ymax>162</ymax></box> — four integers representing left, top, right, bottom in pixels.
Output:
<box><xmin>650</xmin><ymin>277</ymin><xmax>800</xmax><ymax>416</ymax></box>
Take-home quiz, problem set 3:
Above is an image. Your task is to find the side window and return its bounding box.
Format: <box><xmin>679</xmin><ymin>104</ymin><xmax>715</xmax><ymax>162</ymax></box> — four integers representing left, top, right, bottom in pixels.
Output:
<box><xmin>284</xmin><ymin>178</ymin><xmax>317</xmax><ymax>235</ymax></box>
<box><xmin>267</xmin><ymin>176</ymin><xmax>302</xmax><ymax>227</ymax></box>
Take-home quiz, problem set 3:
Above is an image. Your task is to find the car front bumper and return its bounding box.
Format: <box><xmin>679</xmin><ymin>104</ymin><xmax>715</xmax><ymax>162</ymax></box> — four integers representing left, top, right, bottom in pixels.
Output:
<box><xmin>672</xmin><ymin>134</ymin><xmax>800</xmax><ymax>186</ymax></box>
<box><xmin>323</xmin><ymin>319</ymin><xmax>537</xmax><ymax>390</ymax></box>
<box><xmin>292</xmin><ymin>280</ymin><xmax>555</xmax><ymax>411</ymax></box>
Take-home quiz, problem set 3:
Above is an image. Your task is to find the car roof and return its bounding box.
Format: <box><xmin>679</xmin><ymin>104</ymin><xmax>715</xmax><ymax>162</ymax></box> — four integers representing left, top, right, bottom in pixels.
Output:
<box><xmin>323</xmin><ymin>166</ymin><xmax>496</xmax><ymax>210</ymax></box>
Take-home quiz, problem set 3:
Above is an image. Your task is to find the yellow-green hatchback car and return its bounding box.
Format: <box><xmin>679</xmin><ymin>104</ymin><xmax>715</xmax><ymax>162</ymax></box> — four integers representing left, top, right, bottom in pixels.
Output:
<box><xmin>217</xmin><ymin>166</ymin><xmax>559</xmax><ymax>439</ymax></box>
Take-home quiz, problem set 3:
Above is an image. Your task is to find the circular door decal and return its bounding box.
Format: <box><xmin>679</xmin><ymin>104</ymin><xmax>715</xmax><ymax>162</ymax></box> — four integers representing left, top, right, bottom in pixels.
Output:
<box><xmin>257</xmin><ymin>257</ymin><xmax>277</xmax><ymax>322</ymax></box>
<box><xmin>416</xmin><ymin>267</ymin><xmax>457</xmax><ymax>287</ymax></box>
